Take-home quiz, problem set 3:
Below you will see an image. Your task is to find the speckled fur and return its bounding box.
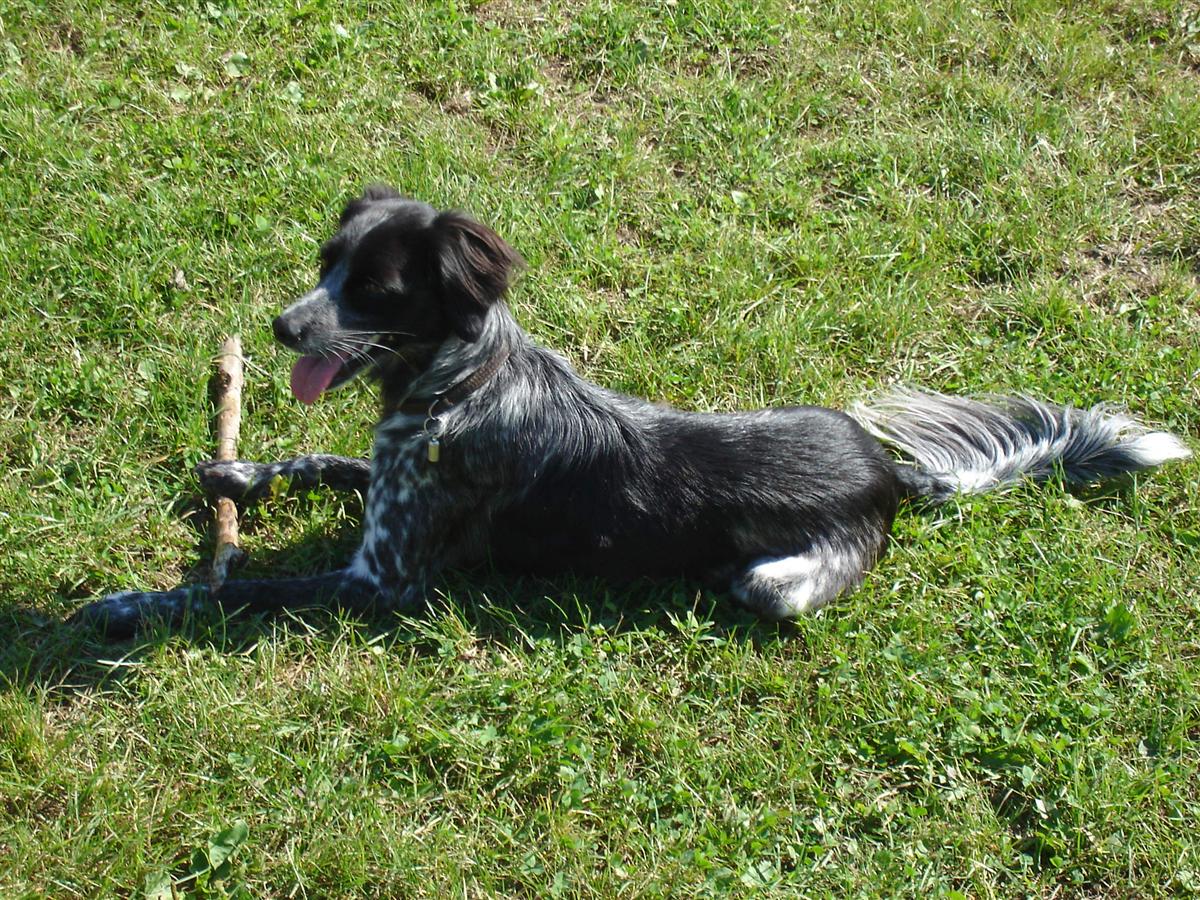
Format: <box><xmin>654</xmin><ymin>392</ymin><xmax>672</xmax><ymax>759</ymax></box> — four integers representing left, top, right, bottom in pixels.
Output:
<box><xmin>71</xmin><ymin>187</ymin><xmax>1189</xmax><ymax>638</ymax></box>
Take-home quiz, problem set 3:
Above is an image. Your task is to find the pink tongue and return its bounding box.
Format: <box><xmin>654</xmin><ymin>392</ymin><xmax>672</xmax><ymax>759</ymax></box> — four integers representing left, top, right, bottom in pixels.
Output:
<box><xmin>290</xmin><ymin>354</ymin><xmax>346</xmax><ymax>405</ymax></box>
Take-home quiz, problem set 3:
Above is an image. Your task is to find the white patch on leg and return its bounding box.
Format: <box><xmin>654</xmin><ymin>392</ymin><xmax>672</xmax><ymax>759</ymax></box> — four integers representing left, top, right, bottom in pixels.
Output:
<box><xmin>196</xmin><ymin>460</ymin><xmax>261</xmax><ymax>492</ymax></box>
<box><xmin>220</xmin><ymin>461</ymin><xmax>261</xmax><ymax>489</ymax></box>
<box><xmin>347</xmin><ymin>548</ymin><xmax>383</xmax><ymax>583</ymax></box>
<box><xmin>732</xmin><ymin>544</ymin><xmax>869</xmax><ymax>619</ymax></box>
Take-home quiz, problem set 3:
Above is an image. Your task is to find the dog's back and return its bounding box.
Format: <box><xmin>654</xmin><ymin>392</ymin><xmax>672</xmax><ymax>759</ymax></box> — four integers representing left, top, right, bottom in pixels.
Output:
<box><xmin>482</xmin><ymin>381</ymin><xmax>901</xmax><ymax>582</ymax></box>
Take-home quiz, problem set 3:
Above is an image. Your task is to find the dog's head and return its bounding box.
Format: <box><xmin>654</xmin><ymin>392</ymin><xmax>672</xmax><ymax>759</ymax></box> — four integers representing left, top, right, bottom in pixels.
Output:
<box><xmin>273</xmin><ymin>185</ymin><xmax>523</xmax><ymax>404</ymax></box>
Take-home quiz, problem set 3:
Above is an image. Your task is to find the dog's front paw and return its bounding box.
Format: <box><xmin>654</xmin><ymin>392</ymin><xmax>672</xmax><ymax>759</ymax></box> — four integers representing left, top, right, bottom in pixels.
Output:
<box><xmin>390</xmin><ymin>581</ymin><xmax>429</xmax><ymax>613</ymax></box>
<box><xmin>194</xmin><ymin>460</ymin><xmax>274</xmax><ymax>501</ymax></box>
<box><xmin>69</xmin><ymin>588</ymin><xmax>193</xmax><ymax>639</ymax></box>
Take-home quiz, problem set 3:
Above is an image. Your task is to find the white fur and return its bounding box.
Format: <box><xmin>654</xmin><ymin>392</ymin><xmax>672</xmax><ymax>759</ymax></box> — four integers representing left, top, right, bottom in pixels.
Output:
<box><xmin>1127</xmin><ymin>431</ymin><xmax>1192</xmax><ymax>467</ymax></box>
<box><xmin>851</xmin><ymin>389</ymin><xmax>1191</xmax><ymax>496</ymax></box>
<box><xmin>732</xmin><ymin>544</ymin><xmax>868</xmax><ymax>618</ymax></box>
<box><xmin>279</xmin><ymin>261</ymin><xmax>347</xmax><ymax>326</ymax></box>
<box><xmin>347</xmin><ymin>548</ymin><xmax>383</xmax><ymax>584</ymax></box>
<box><xmin>211</xmin><ymin>461</ymin><xmax>258</xmax><ymax>491</ymax></box>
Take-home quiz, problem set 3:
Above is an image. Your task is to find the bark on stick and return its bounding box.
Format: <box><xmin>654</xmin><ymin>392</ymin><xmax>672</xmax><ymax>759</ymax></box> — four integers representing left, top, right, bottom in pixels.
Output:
<box><xmin>211</xmin><ymin>335</ymin><xmax>246</xmax><ymax>588</ymax></box>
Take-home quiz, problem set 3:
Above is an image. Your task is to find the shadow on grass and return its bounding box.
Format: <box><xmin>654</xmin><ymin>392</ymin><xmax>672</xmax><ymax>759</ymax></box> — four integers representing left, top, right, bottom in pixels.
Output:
<box><xmin>0</xmin><ymin>498</ymin><xmax>798</xmax><ymax>696</ymax></box>
<box><xmin>0</xmin><ymin>473</ymin><xmax>1156</xmax><ymax>696</ymax></box>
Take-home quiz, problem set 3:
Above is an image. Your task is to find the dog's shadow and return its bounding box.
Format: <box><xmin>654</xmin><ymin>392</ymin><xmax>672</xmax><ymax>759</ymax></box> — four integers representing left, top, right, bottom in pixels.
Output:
<box><xmin>0</xmin><ymin>490</ymin><xmax>796</xmax><ymax>696</ymax></box>
<box><xmin>4</xmin><ymin>474</ymin><xmax>1151</xmax><ymax>696</ymax></box>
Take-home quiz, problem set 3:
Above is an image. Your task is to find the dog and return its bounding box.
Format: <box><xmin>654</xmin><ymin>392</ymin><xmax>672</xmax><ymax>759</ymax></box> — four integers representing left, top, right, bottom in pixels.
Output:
<box><xmin>72</xmin><ymin>185</ymin><xmax>1192</xmax><ymax>637</ymax></box>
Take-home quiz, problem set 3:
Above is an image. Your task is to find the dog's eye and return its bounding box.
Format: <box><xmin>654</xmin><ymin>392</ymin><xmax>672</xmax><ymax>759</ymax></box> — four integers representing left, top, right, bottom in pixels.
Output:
<box><xmin>347</xmin><ymin>282</ymin><xmax>397</xmax><ymax>314</ymax></box>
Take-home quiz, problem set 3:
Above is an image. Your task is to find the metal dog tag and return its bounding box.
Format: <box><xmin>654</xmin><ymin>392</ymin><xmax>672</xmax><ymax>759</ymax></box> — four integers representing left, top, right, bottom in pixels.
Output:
<box><xmin>422</xmin><ymin>405</ymin><xmax>445</xmax><ymax>464</ymax></box>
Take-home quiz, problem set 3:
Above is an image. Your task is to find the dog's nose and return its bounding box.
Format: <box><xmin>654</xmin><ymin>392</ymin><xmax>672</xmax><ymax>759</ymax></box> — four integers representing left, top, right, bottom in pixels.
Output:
<box><xmin>272</xmin><ymin>315</ymin><xmax>304</xmax><ymax>348</ymax></box>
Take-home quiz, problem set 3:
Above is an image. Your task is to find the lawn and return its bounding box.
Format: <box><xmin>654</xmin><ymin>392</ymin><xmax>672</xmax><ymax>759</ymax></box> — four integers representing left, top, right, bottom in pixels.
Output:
<box><xmin>1</xmin><ymin>0</ymin><xmax>1199</xmax><ymax>896</ymax></box>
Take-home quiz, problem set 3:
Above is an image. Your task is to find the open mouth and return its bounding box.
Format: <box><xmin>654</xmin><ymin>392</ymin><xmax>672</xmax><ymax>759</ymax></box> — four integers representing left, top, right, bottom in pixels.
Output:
<box><xmin>289</xmin><ymin>348</ymin><xmax>379</xmax><ymax>405</ymax></box>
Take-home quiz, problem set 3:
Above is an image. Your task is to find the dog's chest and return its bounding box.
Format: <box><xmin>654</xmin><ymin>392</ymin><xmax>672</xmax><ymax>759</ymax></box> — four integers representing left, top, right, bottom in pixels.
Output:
<box><xmin>366</xmin><ymin>425</ymin><xmax>431</xmax><ymax>521</ymax></box>
<box><xmin>352</xmin><ymin>427</ymin><xmax>425</xmax><ymax>570</ymax></box>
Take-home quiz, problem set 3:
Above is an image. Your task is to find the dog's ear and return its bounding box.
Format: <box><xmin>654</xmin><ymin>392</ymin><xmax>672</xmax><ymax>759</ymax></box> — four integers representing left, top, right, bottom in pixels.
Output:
<box><xmin>433</xmin><ymin>211</ymin><xmax>523</xmax><ymax>342</ymax></box>
<box><xmin>362</xmin><ymin>183</ymin><xmax>401</xmax><ymax>201</ymax></box>
<box><xmin>340</xmin><ymin>183</ymin><xmax>402</xmax><ymax>225</ymax></box>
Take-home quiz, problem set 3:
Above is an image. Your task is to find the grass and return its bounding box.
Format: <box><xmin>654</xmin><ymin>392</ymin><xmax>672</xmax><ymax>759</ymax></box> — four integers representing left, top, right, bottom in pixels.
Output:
<box><xmin>1</xmin><ymin>0</ymin><xmax>1199</xmax><ymax>895</ymax></box>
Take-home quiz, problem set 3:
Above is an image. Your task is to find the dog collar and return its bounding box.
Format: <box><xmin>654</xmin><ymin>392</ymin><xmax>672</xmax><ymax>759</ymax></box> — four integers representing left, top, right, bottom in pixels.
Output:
<box><xmin>397</xmin><ymin>345</ymin><xmax>511</xmax><ymax>463</ymax></box>
<box><xmin>397</xmin><ymin>344</ymin><xmax>512</xmax><ymax>418</ymax></box>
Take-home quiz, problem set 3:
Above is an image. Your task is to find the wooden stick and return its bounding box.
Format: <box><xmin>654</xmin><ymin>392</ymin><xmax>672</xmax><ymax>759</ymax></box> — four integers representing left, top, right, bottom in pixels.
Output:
<box><xmin>211</xmin><ymin>335</ymin><xmax>246</xmax><ymax>589</ymax></box>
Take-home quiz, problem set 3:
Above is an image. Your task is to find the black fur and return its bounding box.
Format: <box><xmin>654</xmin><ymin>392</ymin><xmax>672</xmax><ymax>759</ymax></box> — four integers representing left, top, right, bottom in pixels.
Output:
<box><xmin>71</xmin><ymin>188</ymin><xmax>1189</xmax><ymax>637</ymax></box>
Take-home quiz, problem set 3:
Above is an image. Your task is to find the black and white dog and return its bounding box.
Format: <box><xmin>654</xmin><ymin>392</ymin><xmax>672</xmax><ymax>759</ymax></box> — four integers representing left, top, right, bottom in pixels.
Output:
<box><xmin>74</xmin><ymin>186</ymin><xmax>1191</xmax><ymax>637</ymax></box>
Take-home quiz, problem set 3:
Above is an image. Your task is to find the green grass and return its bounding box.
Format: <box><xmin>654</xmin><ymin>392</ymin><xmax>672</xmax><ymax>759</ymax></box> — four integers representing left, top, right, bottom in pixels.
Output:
<box><xmin>2</xmin><ymin>0</ymin><xmax>1199</xmax><ymax>895</ymax></box>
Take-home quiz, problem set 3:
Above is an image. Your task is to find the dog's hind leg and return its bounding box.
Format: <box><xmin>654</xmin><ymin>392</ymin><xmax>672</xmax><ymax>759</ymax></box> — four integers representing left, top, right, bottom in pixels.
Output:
<box><xmin>730</xmin><ymin>539</ymin><xmax>878</xmax><ymax>620</ymax></box>
<box><xmin>195</xmin><ymin>455</ymin><xmax>371</xmax><ymax>503</ymax></box>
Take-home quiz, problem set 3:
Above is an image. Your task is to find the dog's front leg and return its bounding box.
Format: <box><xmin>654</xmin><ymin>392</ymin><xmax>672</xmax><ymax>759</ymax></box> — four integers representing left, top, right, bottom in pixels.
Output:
<box><xmin>69</xmin><ymin>568</ymin><xmax>390</xmax><ymax>639</ymax></box>
<box><xmin>73</xmin><ymin>483</ymin><xmax>477</xmax><ymax>639</ymax></box>
<box><xmin>195</xmin><ymin>455</ymin><xmax>371</xmax><ymax>503</ymax></box>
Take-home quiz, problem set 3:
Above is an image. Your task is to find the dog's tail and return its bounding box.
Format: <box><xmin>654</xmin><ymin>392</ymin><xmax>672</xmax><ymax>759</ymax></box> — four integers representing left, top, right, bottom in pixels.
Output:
<box><xmin>850</xmin><ymin>388</ymin><xmax>1190</xmax><ymax>503</ymax></box>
